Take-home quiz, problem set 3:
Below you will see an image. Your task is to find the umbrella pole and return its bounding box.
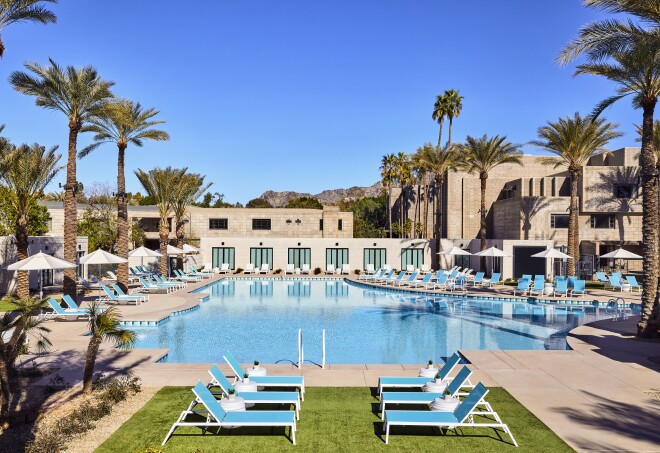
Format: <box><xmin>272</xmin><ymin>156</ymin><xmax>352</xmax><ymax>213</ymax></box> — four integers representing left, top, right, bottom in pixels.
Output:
<box><xmin>39</xmin><ymin>271</ymin><xmax>43</xmax><ymax>300</ymax></box>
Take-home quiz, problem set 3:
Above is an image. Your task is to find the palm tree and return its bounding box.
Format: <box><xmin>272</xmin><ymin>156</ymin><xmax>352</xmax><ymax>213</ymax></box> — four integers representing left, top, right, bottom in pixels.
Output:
<box><xmin>394</xmin><ymin>152</ymin><xmax>412</xmax><ymax>235</ymax></box>
<box><xmin>412</xmin><ymin>144</ymin><xmax>435</xmax><ymax>237</ymax></box>
<box><xmin>10</xmin><ymin>59</ymin><xmax>114</xmax><ymax>300</ymax></box>
<box><xmin>82</xmin><ymin>301</ymin><xmax>135</xmax><ymax>393</ymax></box>
<box><xmin>461</xmin><ymin>135</ymin><xmax>523</xmax><ymax>266</ymax></box>
<box><xmin>635</xmin><ymin>120</ymin><xmax>660</xmax><ymax>169</ymax></box>
<box><xmin>443</xmin><ymin>89</ymin><xmax>463</xmax><ymax>146</ymax></box>
<box><xmin>532</xmin><ymin>113</ymin><xmax>622</xmax><ymax>275</ymax></box>
<box><xmin>422</xmin><ymin>145</ymin><xmax>461</xmax><ymax>247</ymax></box>
<box><xmin>0</xmin><ymin>142</ymin><xmax>62</xmax><ymax>298</ymax></box>
<box><xmin>559</xmin><ymin>0</ymin><xmax>660</xmax><ymax>338</ymax></box>
<box><xmin>170</xmin><ymin>172</ymin><xmax>210</xmax><ymax>269</ymax></box>
<box><xmin>0</xmin><ymin>296</ymin><xmax>51</xmax><ymax>427</ymax></box>
<box><xmin>80</xmin><ymin>100</ymin><xmax>169</xmax><ymax>290</ymax></box>
<box><xmin>135</xmin><ymin>167</ymin><xmax>186</xmax><ymax>274</ymax></box>
<box><xmin>0</xmin><ymin>0</ymin><xmax>57</xmax><ymax>58</ymax></box>
<box><xmin>432</xmin><ymin>94</ymin><xmax>448</xmax><ymax>148</ymax></box>
<box><xmin>380</xmin><ymin>154</ymin><xmax>397</xmax><ymax>238</ymax></box>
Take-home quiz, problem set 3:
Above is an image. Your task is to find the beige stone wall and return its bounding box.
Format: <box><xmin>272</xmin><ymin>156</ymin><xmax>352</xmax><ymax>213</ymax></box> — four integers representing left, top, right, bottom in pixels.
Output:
<box><xmin>581</xmin><ymin>166</ymin><xmax>641</xmax><ymax>213</ymax></box>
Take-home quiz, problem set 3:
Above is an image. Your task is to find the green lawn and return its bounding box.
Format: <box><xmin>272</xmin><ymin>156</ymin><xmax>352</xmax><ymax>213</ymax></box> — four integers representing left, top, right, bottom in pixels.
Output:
<box><xmin>96</xmin><ymin>387</ymin><xmax>573</xmax><ymax>452</ymax></box>
<box><xmin>0</xmin><ymin>299</ymin><xmax>18</xmax><ymax>312</ymax></box>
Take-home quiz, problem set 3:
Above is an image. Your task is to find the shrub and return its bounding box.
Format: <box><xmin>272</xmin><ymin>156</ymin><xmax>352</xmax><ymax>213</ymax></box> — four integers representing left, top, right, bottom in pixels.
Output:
<box><xmin>353</xmin><ymin>269</ymin><xmax>360</xmax><ymax>275</ymax></box>
<box><xmin>133</xmin><ymin>448</ymin><xmax>165</xmax><ymax>453</ymax></box>
<box><xmin>313</xmin><ymin>267</ymin><xmax>322</xmax><ymax>275</ymax></box>
<box><xmin>274</xmin><ymin>268</ymin><xmax>282</xmax><ymax>274</ymax></box>
<box><xmin>234</xmin><ymin>268</ymin><xmax>244</xmax><ymax>274</ymax></box>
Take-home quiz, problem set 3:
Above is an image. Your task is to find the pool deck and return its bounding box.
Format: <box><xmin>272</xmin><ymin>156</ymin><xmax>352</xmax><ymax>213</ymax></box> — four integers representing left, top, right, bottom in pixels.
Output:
<box><xmin>25</xmin><ymin>274</ymin><xmax>660</xmax><ymax>452</ymax></box>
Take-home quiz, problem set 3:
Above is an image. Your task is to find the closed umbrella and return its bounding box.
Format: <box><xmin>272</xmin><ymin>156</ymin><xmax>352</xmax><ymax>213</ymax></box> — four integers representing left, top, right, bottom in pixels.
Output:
<box><xmin>6</xmin><ymin>252</ymin><xmax>77</xmax><ymax>299</ymax></box>
<box><xmin>79</xmin><ymin>249</ymin><xmax>128</xmax><ymax>298</ymax></box>
<box><xmin>531</xmin><ymin>248</ymin><xmax>571</xmax><ymax>281</ymax></box>
<box><xmin>474</xmin><ymin>247</ymin><xmax>512</xmax><ymax>276</ymax></box>
<box><xmin>600</xmin><ymin>248</ymin><xmax>642</xmax><ymax>273</ymax></box>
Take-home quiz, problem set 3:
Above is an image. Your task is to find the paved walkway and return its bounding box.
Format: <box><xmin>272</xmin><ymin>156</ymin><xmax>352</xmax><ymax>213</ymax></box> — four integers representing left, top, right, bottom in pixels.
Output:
<box><xmin>26</xmin><ymin>275</ymin><xmax>660</xmax><ymax>452</ymax></box>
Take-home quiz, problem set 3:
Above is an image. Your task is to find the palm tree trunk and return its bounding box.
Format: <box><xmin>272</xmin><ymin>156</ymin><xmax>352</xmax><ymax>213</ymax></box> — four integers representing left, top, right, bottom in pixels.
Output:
<box><xmin>15</xmin><ymin>213</ymin><xmax>29</xmax><ymax>299</ymax></box>
<box><xmin>116</xmin><ymin>145</ymin><xmax>129</xmax><ymax>292</ymax></box>
<box><xmin>447</xmin><ymin>117</ymin><xmax>453</xmax><ymax>146</ymax></box>
<box><xmin>423</xmin><ymin>175</ymin><xmax>429</xmax><ymax>238</ymax></box>
<box><xmin>638</xmin><ymin>101</ymin><xmax>659</xmax><ymax>337</ymax></box>
<box><xmin>437</xmin><ymin>119</ymin><xmax>444</xmax><ymax>149</ymax></box>
<box><xmin>82</xmin><ymin>334</ymin><xmax>102</xmax><ymax>393</ymax></box>
<box><xmin>480</xmin><ymin>173</ymin><xmax>488</xmax><ymax>270</ymax></box>
<box><xmin>387</xmin><ymin>187</ymin><xmax>392</xmax><ymax>238</ymax></box>
<box><xmin>0</xmin><ymin>353</ymin><xmax>11</xmax><ymax>428</ymax></box>
<box><xmin>567</xmin><ymin>168</ymin><xmax>580</xmax><ymax>276</ymax></box>
<box><xmin>399</xmin><ymin>186</ymin><xmax>404</xmax><ymax>237</ymax></box>
<box><xmin>63</xmin><ymin>124</ymin><xmax>80</xmax><ymax>301</ymax></box>
<box><xmin>434</xmin><ymin>175</ymin><xmax>444</xmax><ymax>257</ymax></box>
<box><xmin>176</xmin><ymin>220</ymin><xmax>185</xmax><ymax>271</ymax></box>
<box><xmin>159</xmin><ymin>218</ymin><xmax>169</xmax><ymax>276</ymax></box>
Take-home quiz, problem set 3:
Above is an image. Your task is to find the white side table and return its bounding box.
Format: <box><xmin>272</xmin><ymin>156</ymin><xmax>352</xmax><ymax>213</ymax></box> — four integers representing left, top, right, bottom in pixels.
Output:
<box><xmin>247</xmin><ymin>366</ymin><xmax>267</xmax><ymax>377</ymax></box>
<box><xmin>234</xmin><ymin>380</ymin><xmax>258</xmax><ymax>393</ymax></box>
<box><xmin>422</xmin><ymin>380</ymin><xmax>448</xmax><ymax>393</ymax></box>
<box><xmin>431</xmin><ymin>396</ymin><xmax>460</xmax><ymax>412</ymax></box>
<box><xmin>621</xmin><ymin>284</ymin><xmax>631</xmax><ymax>292</ymax></box>
<box><xmin>219</xmin><ymin>396</ymin><xmax>246</xmax><ymax>428</ymax></box>
<box><xmin>418</xmin><ymin>367</ymin><xmax>437</xmax><ymax>378</ymax></box>
<box><xmin>544</xmin><ymin>283</ymin><xmax>554</xmax><ymax>296</ymax></box>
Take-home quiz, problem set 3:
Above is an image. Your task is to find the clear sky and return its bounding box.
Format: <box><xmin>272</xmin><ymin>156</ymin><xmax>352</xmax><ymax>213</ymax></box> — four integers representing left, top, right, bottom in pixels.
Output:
<box><xmin>0</xmin><ymin>0</ymin><xmax>639</xmax><ymax>204</ymax></box>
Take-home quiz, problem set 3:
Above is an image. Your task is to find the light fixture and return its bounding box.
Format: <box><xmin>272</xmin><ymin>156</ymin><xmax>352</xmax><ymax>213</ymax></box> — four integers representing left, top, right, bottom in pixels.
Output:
<box><xmin>221</xmin><ymin>242</ymin><xmax>225</xmax><ymax>246</ymax></box>
<box><xmin>260</xmin><ymin>242</ymin><xmax>263</xmax><ymax>246</ymax></box>
<box><xmin>373</xmin><ymin>243</ymin><xmax>377</xmax><ymax>247</ymax></box>
<box><xmin>286</xmin><ymin>219</ymin><xmax>292</xmax><ymax>224</ymax></box>
<box><xmin>295</xmin><ymin>219</ymin><xmax>301</xmax><ymax>224</ymax></box>
<box><xmin>335</xmin><ymin>243</ymin><xmax>339</xmax><ymax>247</ymax></box>
<box><xmin>298</xmin><ymin>242</ymin><xmax>301</xmax><ymax>246</ymax></box>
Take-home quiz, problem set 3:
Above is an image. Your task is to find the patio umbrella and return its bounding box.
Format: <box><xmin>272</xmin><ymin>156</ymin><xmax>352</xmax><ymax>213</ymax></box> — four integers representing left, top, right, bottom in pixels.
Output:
<box><xmin>6</xmin><ymin>252</ymin><xmax>77</xmax><ymax>299</ymax></box>
<box><xmin>79</xmin><ymin>249</ymin><xmax>128</xmax><ymax>298</ymax></box>
<box><xmin>129</xmin><ymin>246</ymin><xmax>162</xmax><ymax>270</ymax></box>
<box><xmin>531</xmin><ymin>248</ymin><xmax>572</xmax><ymax>281</ymax></box>
<box><xmin>165</xmin><ymin>245</ymin><xmax>187</xmax><ymax>276</ymax></box>
<box><xmin>182</xmin><ymin>244</ymin><xmax>200</xmax><ymax>253</ymax></box>
<box><xmin>474</xmin><ymin>247</ymin><xmax>512</xmax><ymax>276</ymax></box>
<box><xmin>437</xmin><ymin>246</ymin><xmax>471</xmax><ymax>272</ymax></box>
<box><xmin>600</xmin><ymin>248</ymin><xmax>642</xmax><ymax>273</ymax></box>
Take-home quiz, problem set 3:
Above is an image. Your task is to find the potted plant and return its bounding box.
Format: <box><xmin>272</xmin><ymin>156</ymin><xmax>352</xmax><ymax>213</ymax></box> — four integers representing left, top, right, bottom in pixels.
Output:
<box><xmin>434</xmin><ymin>372</ymin><xmax>443</xmax><ymax>384</ymax></box>
<box><xmin>253</xmin><ymin>360</ymin><xmax>260</xmax><ymax>370</ymax></box>
<box><xmin>444</xmin><ymin>387</ymin><xmax>452</xmax><ymax>401</ymax></box>
<box><xmin>243</xmin><ymin>372</ymin><xmax>250</xmax><ymax>383</ymax></box>
<box><xmin>427</xmin><ymin>359</ymin><xmax>434</xmax><ymax>370</ymax></box>
<box><xmin>228</xmin><ymin>388</ymin><xmax>236</xmax><ymax>400</ymax></box>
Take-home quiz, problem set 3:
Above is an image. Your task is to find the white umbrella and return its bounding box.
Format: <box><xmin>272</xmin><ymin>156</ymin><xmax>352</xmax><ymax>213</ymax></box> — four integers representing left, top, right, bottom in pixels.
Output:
<box><xmin>437</xmin><ymin>247</ymin><xmax>471</xmax><ymax>272</ymax></box>
<box><xmin>129</xmin><ymin>246</ymin><xmax>162</xmax><ymax>271</ymax></box>
<box><xmin>166</xmin><ymin>245</ymin><xmax>186</xmax><ymax>255</ymax></box>
<box><xmin>79</xmin><ymin>249</ymin><xmax>128</xmax><ymax>298</ymax></box>
<box><xmin>474</xmin><ymin>247</ymin><xmax>512</xmax><ymax>276</ymax></box>
<box><xmin>600</xmin><ymin>248</ymin><xmax>642</xmax><ymax>273</ymax></box>
<box><xmin>6</xmin><ymin>252</ymin><xmax>77</xmax><ymax>299</ymax></box>
<box><xmin>182</xmin><ymin>244</ymin><xmax>200</xmax><ymax>253</ymax></box>
<box><xmin>531</xmin><ymin>248</ymin><xmax>572</xmax><ymax>281</ymax></box>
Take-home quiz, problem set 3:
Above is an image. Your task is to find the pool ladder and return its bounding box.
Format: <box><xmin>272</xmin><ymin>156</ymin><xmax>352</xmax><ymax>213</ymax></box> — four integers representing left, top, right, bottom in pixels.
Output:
<box><xmin>298</xmin><ymin>328</ymin><xmax>326</xmax><ymax>369</ymax></box>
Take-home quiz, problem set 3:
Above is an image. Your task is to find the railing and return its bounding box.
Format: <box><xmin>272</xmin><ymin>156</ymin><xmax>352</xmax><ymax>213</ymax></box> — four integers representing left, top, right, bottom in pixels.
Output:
<box><xmin>297</xmin><ymin>328</ymin><xmax>326</xmax><ymax>369</ymax></box>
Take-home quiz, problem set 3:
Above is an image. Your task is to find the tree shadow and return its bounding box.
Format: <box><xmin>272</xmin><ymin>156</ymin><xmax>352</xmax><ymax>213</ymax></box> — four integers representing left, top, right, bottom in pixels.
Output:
<box><xmin>520</xmin><ymin>197</ymin><xmax>551</xmax><ymax>240</ymax></box>
<box><xmin>585</xmin><ymin>167</ymin><xmax>640</xmax><ymax>213</ymax></box>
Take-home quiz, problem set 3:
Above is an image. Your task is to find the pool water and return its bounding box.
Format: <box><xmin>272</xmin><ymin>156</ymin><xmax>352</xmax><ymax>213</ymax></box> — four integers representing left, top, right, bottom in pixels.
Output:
<box><xmin>131</xmin><ymin>279</ymin><xmax>605</xmax><ymax>364</ymax></box>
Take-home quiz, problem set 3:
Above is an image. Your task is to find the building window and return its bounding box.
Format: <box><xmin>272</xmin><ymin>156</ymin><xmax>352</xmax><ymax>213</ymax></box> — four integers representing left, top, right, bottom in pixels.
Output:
<box><xmin>288</xmin><ymin>248</ymin><xmax>311</xmax><ymax>268</ymax></box>
<box><xmin>209</xmin><ymin>218</ymin><xmax>228</xmax><ymax>230</ymax></box>
<box><xmin>250</xmin><ymin>247</ymin><xmax>273</xmax><ymax>269</ymax></box>
<box><xmin>252</xmin><ymin>219</ymin><xmax>271</xmax><ymax>230</ymax></box>
<box><xmin>591</xmin><ymin>214</ymin><xmax>615</xmax><ymax>229</ymax></box>
<box><xmin>211</xmin><ymin>247</ymin><xmax>235</xmax><ymax>269</ymax></box>
<box><xmin>401</xmin><ymin>248</ymin><xmax>424</xmax><ymax>270</ymax></box>
<box><xmin>614</xmin><ymin>184</ymin><xmax>636</xmax><ymax>199</ymax></box>
<box><xmin>319</xmin><ymin>219</ymin><xmax>323</xmax><ymax>231</ymax></box>
<box><xmin>326</xmin><ymin>248</ymin><xmax>349</xmax><ymax>268</ymax></box>
<box><xmin>550</xmin><ymin>214</ymin><xmax>569</xmax><ymax>228</ymax></box>
<box><xmin>363</xmin><ymin>248</ymin><xmax>386</xmax><ymax>270</ymax></box>
<box><xmin>338</xmin><ymin>219</ymin><xmax>343</xmax><ymax>231</ymax></box>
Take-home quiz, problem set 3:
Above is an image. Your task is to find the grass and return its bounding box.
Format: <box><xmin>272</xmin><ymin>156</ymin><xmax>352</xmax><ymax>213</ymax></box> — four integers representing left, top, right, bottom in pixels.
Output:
<box><xmin>0</xmin><ymin>299</ymin><xmax>18</xmax><ymax>312</ymax></box>
<box><xmin>97</xmin><ymin>387</ymin><xmax>573</xmax><ymax>452</ymax></box>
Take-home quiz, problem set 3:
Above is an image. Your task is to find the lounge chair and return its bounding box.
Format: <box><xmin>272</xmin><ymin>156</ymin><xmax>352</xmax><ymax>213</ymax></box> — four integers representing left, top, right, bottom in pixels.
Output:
<box><xmin>567</xmin><ymin>276</ymin><xmax>576</xmax><ymax>289</ymax></box>
<box><xmin>471</xmin><ymin>272</ymin><xmax>485</xmax><ymax>286</ymax></box>
<box><xmin>385</xmin><ymin>271</ymin><xmax>407</xmax><ymax>286</ymax></box>
<box><xmin>137</xmin><ymin>265</ymin><xmax>154</xmax><ymax>275</ymax></box>
<box><xmin>153</xmin><ymin>275</ymin><xmax>185</xmax><ymax>290</ymax></box>
<box><xmin>512</xmin><ymin>278</ymin><xmax>530</xmax><ymax>296</ymax></box>
<box><xmin>380</xmin><ymin>366</ymin><xmax>473</xmax><ymax>419</ymax></box>
<box><xmin>569</xmin><ymin>280</ymin><xmax>587</xmax><ymax>297</ymax></box>
<box><xmin>217</xmin><ymin>263</ymin><xmax>230</xmax><ymax>274</ymax></box>
<box><xmin>410</xmin><ymin>273</ymin><xmax>432</xmax><ymax>288</ymax></box>
<box><xmin>481</xmin><ymin>272</ymin><xmax>501</xmax><ymax>287</ymax></box>
<box><xmin>102</xmin><ymin>286</ymin><xmax>142</xmax><ymax>305</ymax></box>
<box><xmin>625</xmin><ymin>275</ymin><xmax>641</xmax><ymax>292</ymax></box>
<box><xmin>447</xmin><ymin>275</ymin><xmax>468</xmax><ymax>292</ymax></box>
<box><xmin>528</xmin><ymin>277</ymin><xmax>545</xmax><ymax>296</ymax></box>
<box><xmin>224</xmin><ymin>352</ymin><xmax>305</xmax><ymax>400</ymax></box>
<box><xmin>162</xmin><ymin>381</ymin><xmax>296</xmax><ymax>446</ymax></box>
<box><xmin>105</xmin><ymin>271</ymin><xmax>118</xmax><ymax>281</ymax></box>
<box><xmin>405</xmin><ymin>264</ymin><xmax>415</xmax><ymax>273</ymax></box>
<box><xmin>359</xmin><ymin>267</ymin><xmax>379</xmax><ymax>280</ymax></box>
<box><xmin>325</xmin><ymin>264</ymin><xmax>336</xmax><ymax>275</ymax></box>
<box><xmin>173</xmin><ymin>269</ymin><xmax>201</xmax><ymax>282</ymax></box>
<box><xmin>188</xmin><ymin>268</ymin><xmax>211</xmax><ymax>279</ymax></box>
<box><xmin>46</xmin><ymin>298</ymin><xmax>89</xmax><ymax>320</ymax></box>
<box><xmin>420</xmin><ymin>264</ymin><xmax>432</xmax><ymax>274</ymax></box>
<box><xmin>285</xmin><ymin>264</ymin><xmax>295</xmax><ymax>275</ymax></box>
<box><xmin>554</xmin><ymin>278</ymin><xmax>569</xmax><ymax>297</ymax></box>
<box><xmin>430</xmin><ymin>273</ymin><xmax>448</xmax><ymax>290</ymax></box>
<box><xmin>375</xmin><ymin>270</ymin><xmax>396</xmax><ymax>283</ymax></box>
<box><xmin>378</xmin><ymin>352</ymin><xmax>461</xmax><ymax>396</ymax></box>
<box><xmin>60</xmin><ymin>294</ymin><xmax>99</xmax><ymax>311</ymax></box>
<box><xmin>243</xmin><ymin>264</ymin><xmax>255</xmax><ymax>274</ymax></box>
<box><xmin>112</xmin><ymin>284</ymin><xmax>149</xmax><ymax>303</ymax></box>
<box><xmin>394</xmin><ymin>271</ymin><xmax>418</xmax><ymax>287</ymax></box>
<box><xmin>607</xmin><ymin>275</ymin><xmax>623</xmax><ymax>291</ymax></box>
<box><xmin>595</xmin><ymin>271</ymin><xmax>608</xmax><ymax>284</ymax></box>
<box><xmin>138</xmin><ymin>277</ymin><xmax>172</xmax><ymax>293</ymax></box>
<box><xmin>341</xmin><ymin>264</ymin><xmax>350</xmax><ymax>275</ymax></box>
<box><xmin>258</xmin><ymin>264</ymin><xmax>269</xmax><ymax>274</ymax></box>
<box><xmin>301</xmin><ymin>264</ymin><xmax>311</xmax><ymax>274</ymax></box>
<box><xmin>208</xmin><ymin>365</ymin><xmax>300</xmax><ymax>420</ymax></box>
<box><xmin>383</xmin><ymin>382</ymin><xmax>518</xmax><ymax>447</ymax></box>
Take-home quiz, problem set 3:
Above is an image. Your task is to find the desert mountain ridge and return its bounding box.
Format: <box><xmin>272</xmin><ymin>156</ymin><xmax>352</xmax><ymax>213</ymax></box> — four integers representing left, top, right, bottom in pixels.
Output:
<box><xmin>259</xmin><ymin>182</ymin><xmax>383</xmax><ymax>207</ymax></box>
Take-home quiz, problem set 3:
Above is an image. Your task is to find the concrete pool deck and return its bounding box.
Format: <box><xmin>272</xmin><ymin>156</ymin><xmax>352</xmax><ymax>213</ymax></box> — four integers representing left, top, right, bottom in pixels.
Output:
<box><xmin>25</xmin><ymin>274</ymin><xmax>660</xmax><ymax>452</ymax></box>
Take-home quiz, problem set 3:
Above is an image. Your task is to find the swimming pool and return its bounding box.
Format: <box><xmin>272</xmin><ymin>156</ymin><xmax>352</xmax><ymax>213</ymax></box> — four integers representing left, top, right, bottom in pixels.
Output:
<box><xmin>131</xmin><ymin>278</ymin><xmax>605</xmax><ymax>364</ymax></box>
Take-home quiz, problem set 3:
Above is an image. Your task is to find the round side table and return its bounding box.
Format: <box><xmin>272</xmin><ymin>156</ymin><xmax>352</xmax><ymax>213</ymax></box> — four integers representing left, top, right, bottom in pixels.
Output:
<box><xmin>247</xmin><ymin>366</ymin><xmax>267</xmax><ymax>377</ymax></box>
<box><xmin>234</xmin><ymin>380</ymin><xmax>258</xmax><ymax>392</ymax></box>
<box><xmin>431</xmin><ymin>396</ymin><xmax>460</xmax><ymax>412</ymax></box>
<box><xmin>219</xmin><ymin>396</ymin><xmax>246</xmax><ymax>428</ymax></box>
<box><xmin>422</xmin><ymin>380</ymin><xmax>448</xmax><ymax>393</ymax></box>
<box><xmin>418</xmin><ymin>367</ymin><xmax>437</xmax><ymax>378</ymax></box>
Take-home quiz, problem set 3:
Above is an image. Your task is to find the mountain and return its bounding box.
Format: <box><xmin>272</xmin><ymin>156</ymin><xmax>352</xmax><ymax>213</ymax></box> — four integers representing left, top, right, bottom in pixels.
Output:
<box><xmin>260</xmin><ymin>182</ymin><xmax>383</xmax><ymax>207</ymax></box>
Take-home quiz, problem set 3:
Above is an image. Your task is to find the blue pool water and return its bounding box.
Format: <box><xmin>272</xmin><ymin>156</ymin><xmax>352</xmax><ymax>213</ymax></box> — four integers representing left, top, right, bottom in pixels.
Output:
<box><xmin>131</xmin><ymin>279</ymin><xmax>605</xmax><ymax>364</ymax></box>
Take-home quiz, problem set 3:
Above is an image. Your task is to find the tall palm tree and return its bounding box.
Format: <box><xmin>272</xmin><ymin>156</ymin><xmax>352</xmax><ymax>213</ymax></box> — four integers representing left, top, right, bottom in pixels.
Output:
<box><xmin>170</xmin><ymin>172</ymin><xmax>210</xmax><ymax>269</ymax></box>
<box><xmin>559</xmin><ymin>0</ymin><xmax>660</xmax><ymax>338</ymax></box>
<box><xmin>10</xmin><ymin>59</ymin><xmax>114</xmax><ymax>300</ymax></box>
<box><xmin>0</xmin><ymin>296</ymin><xmax>51</xmax><ymax>426</ymax></box>
<box><xmin>412</xmin><ymin>144</ymin><xmax>435</xmax><ymax>237</ymax></box>
<box><xmin>82</xmin><ymin>301</ymin><xmax>135</xmax><ymax>393</ymax></box>
<box><xmin>635</xmin><ymin>120</ymin><xmax>660</xmax><ymax>168</ymax></box>
<box><xmin>80</xmin><ymin>100</ymin><xmax>169</xmax><ymax>290</ymax></box>
<box><xmin>443</xmin><ymin>89</ymin><xmax>464</xmax><ymax>146</ymax></box>
<box><xmin>432</xmin><ymin>94</ymin><xmax>449</xmax><ymax>149</ymax></box>
<box><xmin>135</xmin><ymin>167</ymin><xmax>186</xmax><ymax>274</ymax></box>
<box><xmin>532</xmin><ymin>113</ymin><xmax>622</xmax><ymax>275</ymax></box>
<box><xmin>380</xmin><ymin>154</ymin><xmax>397</xmax><ymax>238</ymax></box>
<box><xmin>461</xmin><ymin>135</ymin><xmax>523</xmax><ymax>266</ymax></box>
<box><xmin>394</xmin><ymin>152</ymin><xmax>412</xmax><ymax>235</ymax></box>
<box><xmin>0</xmin><ymin>142</ymin><xmax>62</xmax><ymax>298</ymax></box>
<box><xmin>0</xmin><ymin>0</ymin><xmax>57</xmax><ymax>58</ymax></box>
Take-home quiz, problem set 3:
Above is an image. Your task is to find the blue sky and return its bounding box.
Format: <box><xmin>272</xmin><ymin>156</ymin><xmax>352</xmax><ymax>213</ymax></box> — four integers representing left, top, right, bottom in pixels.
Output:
<box><xmin>0</xmin><ymin>1</ymin><xmax>639</xmax><ymax>204</ymax></box>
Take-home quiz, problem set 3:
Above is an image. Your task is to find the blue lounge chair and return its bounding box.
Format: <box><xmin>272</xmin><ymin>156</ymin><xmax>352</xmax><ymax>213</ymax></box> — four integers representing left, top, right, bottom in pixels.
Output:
<box><xmin>607</xmin><ymin>275</ymin><xmax>623</xmax><ymax>291</ymax></box>
<box><xmin>224</xmin><ymin>352</ymin><xmax>305</xmax><ymax>400</ymax></box>
<box><xmin>521</xmin><ymin>274</ymin><xmax>532</xmax><ymax>282</ymax></box>
<box><xmin>138</xmin><ymin>277</ymin><xmax>172</xmax><ymax>293</ymax></box>
<box><xmin>112</xmin><ymin>284</ymin><xmax>149</xmax><ymax>302</ymax></box>
<box><xmin>385</xmin><ymin>271</ymin><xmax>406</xmax><ymax>286</ymax></box>
<box><xmin>394</xmin><ymin>271</ymin><xmax>418</xmax><ymax>287</ymax></box>
<box><xmin>174</xmin><ymin>269</ymin><xmax>201</xmax><ymax>282</ymax></box>
<box><xmin>448</xmin><ymin>275</ymin><xmax>467</xmax><ymax>292</ymax></box>
<box><xmin>567</xmin><ymin>276</ymin><xmax>576</xmax><ymax>289</ymax></box>
<box><xmin>512</xmin><ymin>278</ymin><xmax>530</xmax><ymax>296</ymax></box>
<box><xmin>102</xmin><ymin>286</ymin><xmax>142</xmax><ymax>305</ymax></box>
<box><xmin>152</xmin><ymin>275</ymin><xmax>185</xmax><ymax>290</ymax></box>
<box><xmin>570</xmin><ymin>280</ymin><xmax>587</xmax><ymax>297</ymax></box>
<box><xmin>611</xmin><ymin>272</ymin><xmax>622</xmax><ymax>280</ymax></box>
<box><xmin>379</xmin><ymin>366</ymin><xmax>473</xmax><ymax>419</ymax></box>
<box><xmin>483</xmin><ymin>273</ymin><xmax>501</xmax><ymax>287</ymax></box>
<box><xmin>61</xmin><ymin>294</ymin><xmax>104</xmax><ymax>311</ymax></box>
<box><xmin>430</xmin><ymin>273</ymin><xmax>448</xmax><ymax>290</ymax></box>
<box><xmin>46</xmin><ymin>298</ymin><xmax>89</xmax><ymax>320</ymax></box>
<box><xmin>375</xmin><ymin>270</ymin><xmax>396</xmax><ymax>283</ymax></box>
<box><xmin>554</xmin><ymin>278</ymin><xmax>569</xmax><ymax>297</ymax></box>
<box><xmin>528</xmin><ymin>277</ymin><xmax>545</xmax><ymax>296</ymax></box>
<box><xmin>208</xmin><ymin>365</ymin><xmax>300</xmax><ymax>420</ymax></box>
<box><xmin>378</xmin><ymin>353</ymin><xmax>461</xmax><ymax>396</ymax></box>
<box><xmin>595</xmin><ymin>272</ymin><xmax>608</xmax><ymax>284</ymax></box>
<box><xmin>625</xmin><ymin>275</ymin><xmax>641</xmax><ymax>292</ymax></box>
<box><xmin>162</xmin><ymin>381</ymin><xmax>296</xmax><ymax>445</ymax></box>
<box><xmin>410</xmin><ymin>273</ymin><xmax>432</xmax><ymax>288</ymax></box>
<box><xmin>471</xmin><ymin>272</ymin><xmax>485</xmax><ymax>286</ymax></box>
<box><xmin>383</xmin><ymin>383</ymin><xmax>517</xmax><ymax>447</ymax></box>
